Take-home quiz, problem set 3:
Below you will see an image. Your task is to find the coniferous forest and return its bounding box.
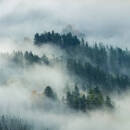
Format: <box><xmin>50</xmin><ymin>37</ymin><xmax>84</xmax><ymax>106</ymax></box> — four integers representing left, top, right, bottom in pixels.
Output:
<box><xmin>1</xmin><ymin>0</ymin><xmax>130</xmax><ymax>130</ymax></box>
<box><xmin>34</xmin><ymin>31</ymin><xmax>130</xmax><ymax>93</ymax></box>
<box><xmin>0</xmin><ymin>30</ymin><xmax>130</xmax><ymax>129</ymax></box>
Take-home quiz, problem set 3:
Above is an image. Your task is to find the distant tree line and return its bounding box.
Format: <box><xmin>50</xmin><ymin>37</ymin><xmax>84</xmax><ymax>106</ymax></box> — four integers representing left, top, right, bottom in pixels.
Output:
<box><xmin>67</xmin><ymin>59</ymin><xmax>130</xmax><ymax>93</ymax></box>
<box><xmin>43</xmin><ymin>86</ymin><xmax>114</xmax><ymax>112</ymax></box>
<box><xmin>0</xmin><ymin>116</ymin><xmax>32</xmax><ymax>130</ymax></box>
<box><xmin>34</xmin><ymin>31</ymin><xmax>130</xmax><ymax>75</ymax></box>
<box><xmin>33</xmin><ymin>31</ymin><xmax>130</xmax><ymax>93</ymax></box>
<box><xmin>8</xmin><ymin>51</ymin><xmax>49</xmax><ymax>66</ymax></box>
<box><xmin>34</xmin><ymin>31</ymin><xmax>80</xmax><ymax>47</ymax></box>
<box><xmin>4</xmin><ymin>46</ymin><xmax>130</xmax><ymax>93</ymax></box>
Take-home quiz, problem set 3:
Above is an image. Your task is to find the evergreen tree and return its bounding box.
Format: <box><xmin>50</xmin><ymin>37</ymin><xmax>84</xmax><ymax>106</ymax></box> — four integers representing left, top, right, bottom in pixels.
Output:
<box><xmin>105</xmin><ymin>96</ymin><xmax>113</xmax><ymax>108</ymax></box>
<box><xmin>79</xmin><ymin>94</ymin><xmax>86</xmax><ymax>112</ymax></box>
<box><xmin>44</xmin><ymin>86</ymin><xmax>56</xmax><ymax>100</ymax></box>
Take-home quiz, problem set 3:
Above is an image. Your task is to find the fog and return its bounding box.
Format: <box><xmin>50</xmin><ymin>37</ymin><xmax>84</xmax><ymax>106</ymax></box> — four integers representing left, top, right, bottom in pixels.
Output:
<box><xmin>0</xmin><ymin>39</ymin><xmax>129</xmax><ymax>130</ymax></box>
<box><xmin>0</xmin><ymin>0</ymin><xmax>130</xmax><ymax>48</ymax></box>
<box><xmin>0</xmin><ymin>78</ymin><xmax>130</xmax><ymax>130</ymax></box>
<box><xmin>0</xmin><ymin>0</ymin><xmax>130</xmax><ymax>130</ymax></box>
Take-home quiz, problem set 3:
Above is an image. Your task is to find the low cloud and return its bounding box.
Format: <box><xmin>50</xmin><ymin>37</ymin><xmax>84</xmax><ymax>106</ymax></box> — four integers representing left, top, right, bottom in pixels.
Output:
<box><xmin>0</xmin><ymin>0</ymin><xmax>130</xmax><ymax>48</ymax></box>
<box><xmin>0</xmin><ymin>1</ymin><xmax>130</xmax><ymax>130</ymax></box>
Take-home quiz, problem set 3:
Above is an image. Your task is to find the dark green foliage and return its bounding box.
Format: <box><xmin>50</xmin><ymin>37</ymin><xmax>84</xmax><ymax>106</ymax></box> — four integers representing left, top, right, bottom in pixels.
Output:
<box><xmin>44</xmin><ymin>86</ymin><xmax>56</xmax><ymax>100</ymax></box>
<box><xmin>66</xmin><ymin>86</ymin><xmax>112</xmax><ymax>111</ymax></box>
<box><xmin>105</xmin><ymin>96</ymin><xmax>114</xmax><ymax>109</ymax></box>
<box><xmin>24</xmin><ymin>51</ymin><xmax>41</xmax><ymax>64</ymax></box>
<box><xmin>34</xmin><ymin>31</ymin><xmax>130</xmax><ymax>76</ymax></box>
<box><xmin>11</xmin><ymin>32</ymin><xmax>130</xmax><ymax>94</ymax></box>
<box><xmin>41</xmin><ymin>55</ymin><xmax>49</xmax><ymax>65</ymax></box>
<box><xmin>33</xmin><ymin>31</ymin><xmax>130</xmax><ymax>94</ymax></box>
<box><xmin>67</xmin><ymin>59</ymin><xmax>130</xmax><ymax>92</ymax></box>
<box><xmin>79</xmin><ymin>94</ymin><xmax>86</xmax><ymax>112</ymax></box>
<box><xmin>66</xmin><ymin>86</ymin><xmax>82</xmax><ymax>110</ymax></box>
<box><xmin>86</xmin><ymin>87</ymin><xmax>104</xmax><ymax>109</ymax></box>
<box><xmin>0</xmin><ymin>116</ymin><xmax>32</xmax><ymax>130</ymax></box>
<box><xmin>34</xmin><ymin>31</ymin><xmax>80</xmax><ymax>47</ymax></box>
<box><xmin>9</xmin><ymin>51</ymin><xmax>49</xmax><ymax>66</ymax></box>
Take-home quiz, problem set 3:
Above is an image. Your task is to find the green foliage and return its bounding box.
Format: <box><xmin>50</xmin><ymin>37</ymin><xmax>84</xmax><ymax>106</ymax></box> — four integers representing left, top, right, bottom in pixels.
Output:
<box><xmin>105</xmin><ymin>96</ymin><xmax>114</xmax><ymax>109</ymax></box>
<box><xmin>0</xmin><ymin>116</ymin><xmax>32</xmax><ymax>130</ymax></box>
<box><xmin>79</xmin><ymin>94</ymin><xmax>86</xmax><ymax>112</ymax></box>
<box><xmin>66</xmin><ymin>86</ymin><xmax>112</xmax><ymax>111</ymax></box>
<box><xmin>41</xmin><ymin>55</ymin><xmax>49</xmax><ymax>65</ymax></box>
<box><xmin>67</xmin><ymin>59</ymin><xmax>130</xmax><ymax>92</ymax></box>
<box><xmin>66</xmin><ymin>86</ymin><xmax>80</xmax><ymax>110</ymax></box>
<box><xmin>86</xmin><ymin>87</ymin><xmax>104</xmax><ymax>109</ymax></box>
<box><xmin>10</xmin><ymin>51</ymin><xmax>49</xmax><ymax>65</ymax></box>
<box><xmin>44</xmin><ymin>86</ymin><xmax>57</xmax><ymax>100</ymax></box>
<box><xmin>34</xmin><ymin>31</ymin><xmax>130</xmax><ymax>76</ymax></box>
<box><xmin>34</xmin><ymin>31</ymin><xmax>80</xmax><ymax>47</ymax></box>
<box><xmin>24</xmin><ymin>51</ymin><xmax>41</xmax><ymax>64</ymax></box>
<box><xmin>33</xmin><ymin>31</ymin><xmax>130</xmax><ymax>94</ymax></box>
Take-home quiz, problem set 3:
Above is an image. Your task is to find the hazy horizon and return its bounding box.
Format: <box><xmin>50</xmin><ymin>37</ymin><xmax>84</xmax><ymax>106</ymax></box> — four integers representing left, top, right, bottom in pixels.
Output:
<box><xmin>0</xmin><ymin>0</ymin><xmax>130</xmax><ymax>48</ymax></box>
<box><xmin>0</xmin><ymin>0</ymin><xmax>130</xmax><ymax>130</ymax></box>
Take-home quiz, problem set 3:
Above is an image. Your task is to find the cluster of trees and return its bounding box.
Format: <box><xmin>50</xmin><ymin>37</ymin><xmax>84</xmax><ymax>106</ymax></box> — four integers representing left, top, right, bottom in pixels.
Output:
<box><xmin>67</xmin><ymin>59</ymin><xmax>130</xmax><ymax>92</ymax></box>
<box><xmin>33</xmin><ymin>31</ymin><xmax>130</xmax><ymax>93</ymax></box>
<box><xmin>34</xmin><ymin>31</ymin><xmax>130</xmax><ymax>75</ymax></box>
<box><xmin>66</xmin><ymin>86</ymin><xmax>113</xmax><ymax>111</ymax></box>
<box><xmin>4</xmin><ymin>42</ymin><xmax>130</xmax><ymax>94</ymax></box>
<box><xmin>66</xmin><ymin>43</ymin><xmax>130</xmax><ymax>76</ymax></box>
<box><xmin>43</xmin><ymin>86</ymin><xmax>113</xmax><ymax>112</ymax></box>
<box><xmin>44</xmin><ymin>86</ymin><xmax>57</xmax><ymax>100</ymax></box>
<box><xmin>34</xmin><ymin>31</ymin><xmax>80</xmax><ymax>47</ymax></box>
<box><xmin>0</xmin><ymin>116</ymin><xmax>50</xmax><ymax>130</ymax></box>
<box><xmin>0</xmin><ymin>116</ymin><xmax>32</xmax><ymax>130</ymax></box>
<box><xmin>9</xmin><ymin>51</ymin><xmax>49</xmax><ymax>66</ymax></box>
<box><xmin>11</xmin><ymin>49</ymin><xmax>130</xmax><ymax>93</ymax></box>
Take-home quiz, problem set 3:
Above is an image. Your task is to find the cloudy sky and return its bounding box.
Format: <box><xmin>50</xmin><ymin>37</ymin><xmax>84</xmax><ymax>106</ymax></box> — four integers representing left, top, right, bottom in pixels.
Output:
<box><xmin>0</xmin><ymin>0</ymin><xmax>130</xmax><ymax>48</ymax></box>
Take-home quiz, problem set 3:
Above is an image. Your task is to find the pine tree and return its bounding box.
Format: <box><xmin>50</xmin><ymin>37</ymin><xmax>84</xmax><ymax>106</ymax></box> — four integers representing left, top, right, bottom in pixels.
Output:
<box><xmin>105</xmin><ymin>96</ymin><xmax>113</xmax><ymax>108</ymax></box>
<box><xmin>44</xmin><ymin>86</ymin><xmax>56</xmax><ymax>100</ymax></box>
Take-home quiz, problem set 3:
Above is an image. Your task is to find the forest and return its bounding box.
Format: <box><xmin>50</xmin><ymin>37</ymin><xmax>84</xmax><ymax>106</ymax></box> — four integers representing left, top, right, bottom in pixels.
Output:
<box><xmin>33</xmin><ymin>31</ymin><xmax>130</xmax><ymax>93</ymax></box>
<box><xmin>2</xmin><ymin>30</ymin><xmax>129</xmax><ymax>111</ymax></box>
<box><xmin>1</xmin><ymin>0</ymin><xmax>130</xmax><ymax>130</ymax></box>
<box><xmin>0</xmin><ymin>31</ymin><xmax>130</xmax><ymax>130</ymax></box>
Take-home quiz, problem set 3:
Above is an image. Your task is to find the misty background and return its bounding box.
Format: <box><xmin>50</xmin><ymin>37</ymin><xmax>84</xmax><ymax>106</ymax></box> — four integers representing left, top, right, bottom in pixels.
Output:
<box><xmin>0</xmin><ymin>0</ymin><xmax>130</xmax><ymax>48</ymax></box>
<box><xmin>0</xmin><ymin>0</ymin><xmax>130</xmax><ymax>130</ymax></box>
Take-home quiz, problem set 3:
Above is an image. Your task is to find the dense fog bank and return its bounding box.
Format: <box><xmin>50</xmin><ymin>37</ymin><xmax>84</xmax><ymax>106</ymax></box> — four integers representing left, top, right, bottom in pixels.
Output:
<box><xmin>0</xmin><ymin>37</ymin><xmax>129</xmax><ymax>129</ymax></box>
<box><xmin>0</xmin><ymin>0</ymin><xmax>130</xmax><ymax>129</ymax></box>
<box><xmin>1</xmin><ymin>0</ymin><xmax>130</xmax><ymax>48</ymax></box>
